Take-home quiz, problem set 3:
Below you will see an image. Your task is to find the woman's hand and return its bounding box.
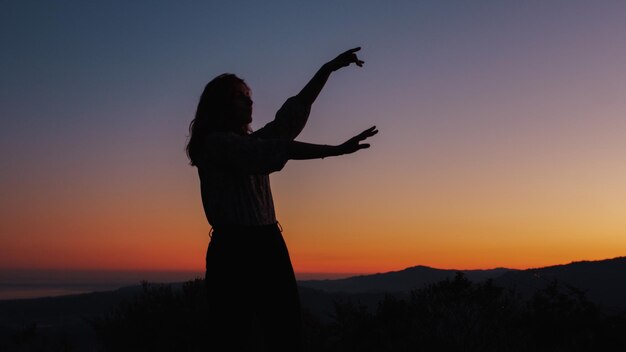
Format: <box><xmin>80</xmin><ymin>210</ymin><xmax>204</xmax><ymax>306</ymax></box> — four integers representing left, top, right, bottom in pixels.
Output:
<box><xmin>326</xmin><ymin>47</ymin><xmax>365</xmax><ymax>72</ymax></box>
<box><xmin>337</xmin><ymin>126</ymin><xmax>378</xmax><ymax>155</ymax></box>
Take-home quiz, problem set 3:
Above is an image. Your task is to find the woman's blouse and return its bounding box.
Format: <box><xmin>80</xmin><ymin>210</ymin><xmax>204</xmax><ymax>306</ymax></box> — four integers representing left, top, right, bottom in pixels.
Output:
<box><xmin>197</xmin><ymin>96</ymin><xmax>311</xmax><ymax>227</ymax></box>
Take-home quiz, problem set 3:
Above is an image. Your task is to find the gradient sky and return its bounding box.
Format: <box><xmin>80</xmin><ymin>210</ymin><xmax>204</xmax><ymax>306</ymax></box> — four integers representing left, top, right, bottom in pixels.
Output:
<box><xmin>2</xmin><ymin>1</ymin><xmax>626</xmax><ymax>276</ymax></box>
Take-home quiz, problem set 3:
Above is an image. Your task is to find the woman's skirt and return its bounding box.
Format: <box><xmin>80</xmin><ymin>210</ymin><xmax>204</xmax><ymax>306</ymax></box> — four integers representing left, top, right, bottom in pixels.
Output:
<box><xmin>204</xmin><ymin>222</ymin><xmax>303</xmax><ymax>351</ymax></box>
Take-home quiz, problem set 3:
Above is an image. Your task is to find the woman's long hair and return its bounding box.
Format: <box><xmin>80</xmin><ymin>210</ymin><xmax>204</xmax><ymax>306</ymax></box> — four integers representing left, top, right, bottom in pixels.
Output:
<box><xmin>186</xmin><ymin>74</ymin><xmax>249</xmax><ymax>166</ymax></box>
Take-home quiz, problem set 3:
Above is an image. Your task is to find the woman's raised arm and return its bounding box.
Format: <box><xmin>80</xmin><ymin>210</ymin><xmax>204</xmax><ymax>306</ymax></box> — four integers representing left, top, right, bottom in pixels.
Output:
<box><xmin>296</xmin><ymin>47</ymin><xmax>364</xmax><ymax>106</ymax></box>
<box><xmin>253</xmin><ymin>47</ymin><xmax>365</xmax><ymax>141</ymax></box>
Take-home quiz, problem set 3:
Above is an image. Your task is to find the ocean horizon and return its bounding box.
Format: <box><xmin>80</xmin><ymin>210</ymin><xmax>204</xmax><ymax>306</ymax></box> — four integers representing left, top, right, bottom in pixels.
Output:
<box><xmin>0</xmin><ymin>269</ymin><xmax>363</xmax><ymax>300</ymax></box>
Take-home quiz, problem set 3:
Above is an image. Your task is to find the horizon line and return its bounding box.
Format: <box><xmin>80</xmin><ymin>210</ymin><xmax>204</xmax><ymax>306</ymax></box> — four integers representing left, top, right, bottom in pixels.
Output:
<box><xmin>2</xmin><ymin>255</ymin><xmax>624</xmax><ymax>275</ymax></box>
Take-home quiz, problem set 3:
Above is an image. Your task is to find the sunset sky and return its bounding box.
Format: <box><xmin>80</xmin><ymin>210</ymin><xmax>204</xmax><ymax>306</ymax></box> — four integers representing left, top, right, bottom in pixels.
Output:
<box><xmin>2</xmin><ymin>1</ymin><xmax>625</xmax><ymax>277</ymax></box>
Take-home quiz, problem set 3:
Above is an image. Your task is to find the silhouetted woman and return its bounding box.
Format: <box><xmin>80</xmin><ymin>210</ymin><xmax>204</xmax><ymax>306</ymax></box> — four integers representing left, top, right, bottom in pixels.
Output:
<box><xmin>186</xmin><ymin>47</ymin><xmax>377</xmax><ymax>351</ymax></box>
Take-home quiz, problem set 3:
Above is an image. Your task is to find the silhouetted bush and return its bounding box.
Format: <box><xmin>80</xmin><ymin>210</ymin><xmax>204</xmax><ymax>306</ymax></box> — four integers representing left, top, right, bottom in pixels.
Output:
<box><xmin>0</xmin><ymin>322</ymin><xmax>78</xmax><ymax>352</ymax></box>
<box><xmin>91</xmin><ymin>274</ymin><xmax>626</xmax><ymax>352</ymax></box>
<box><xmin>91</xmin><ymin>278</ymin><xmax>209</xmax><ymax>352</ymax></box>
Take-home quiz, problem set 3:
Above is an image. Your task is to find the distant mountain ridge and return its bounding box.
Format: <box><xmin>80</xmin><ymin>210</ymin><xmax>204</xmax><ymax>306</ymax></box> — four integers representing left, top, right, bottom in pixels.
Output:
<box><xmin>494</xmin><ymin>256</ymin><xmax>626</xmax><ymax>308</ymax></box>
<box><xmin>298</xmin><ymin>266</ymin><xmax>512</xmax><ymax>293</ymax></box>
<box><xmin>298</xmin><ymin>256</ymin><xmax>626</xmax><ymax>308</ymax></box>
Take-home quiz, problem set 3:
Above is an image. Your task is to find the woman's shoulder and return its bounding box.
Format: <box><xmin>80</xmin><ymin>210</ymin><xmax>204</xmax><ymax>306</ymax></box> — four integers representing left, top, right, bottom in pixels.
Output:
<box><xmin>205</xmin><ymin>130</ymin><xmax>237</xmax><ymax>139</ymax></box>
<box><xmin>200</xmin><ymin>130</ymin><xmax>258</xmax><ymax>157</ymax></box>
<box><xmin>203</xmin><ymin>131</ymin><xmax>247</xmax><ymax>145</ymax></box>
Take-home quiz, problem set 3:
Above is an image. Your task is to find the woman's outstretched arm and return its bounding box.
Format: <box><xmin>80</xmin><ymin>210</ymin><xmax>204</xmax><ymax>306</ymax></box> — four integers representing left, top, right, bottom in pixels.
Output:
<box><xmin>296</xmin><ymin>47</ymin><xmax>365</xmax><ymax>106</ymax></box>
<box><xmin>253</xmin><ymin>47</ymin><xmax>364</xmax><ymax>141</ymax></box>
<box><xmin>288</xmin><ymin>126</ymin><xmax>378</xmax><ymax>160</ymax></box>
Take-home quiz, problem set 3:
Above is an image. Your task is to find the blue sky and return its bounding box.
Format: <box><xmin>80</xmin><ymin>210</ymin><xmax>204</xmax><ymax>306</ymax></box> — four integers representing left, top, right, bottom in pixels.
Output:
<box><xmin>2</xmin><ymin>1</ymin><xmax>626</xmax><ymax>273</ymax></box>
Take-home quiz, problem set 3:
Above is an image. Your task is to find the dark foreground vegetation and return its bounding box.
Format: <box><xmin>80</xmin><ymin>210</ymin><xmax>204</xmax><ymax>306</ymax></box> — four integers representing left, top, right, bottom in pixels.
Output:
<box><xmin>302</xmin><ymin>274</ymin><xmax>626</xmax><ymax>352</ymax></box>
<box><xmin>3</xmin><ymin>273</ymin><xmax>626</xmax><ymax>351</ymax></box>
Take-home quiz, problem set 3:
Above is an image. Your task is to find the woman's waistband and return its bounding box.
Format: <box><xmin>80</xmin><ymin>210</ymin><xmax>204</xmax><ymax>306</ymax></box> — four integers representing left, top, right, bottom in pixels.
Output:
<box><xmin>210</xmin><ymin>221</ymin><xmax>282</xmax><ymax>237</ymax></box>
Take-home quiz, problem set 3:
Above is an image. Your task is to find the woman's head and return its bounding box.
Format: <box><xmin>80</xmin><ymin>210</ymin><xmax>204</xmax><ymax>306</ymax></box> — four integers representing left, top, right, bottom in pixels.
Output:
<box><xmin>186</xmin><ymin>73</ymin><xmax>253</xmax><ymax>166</ymax></box>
